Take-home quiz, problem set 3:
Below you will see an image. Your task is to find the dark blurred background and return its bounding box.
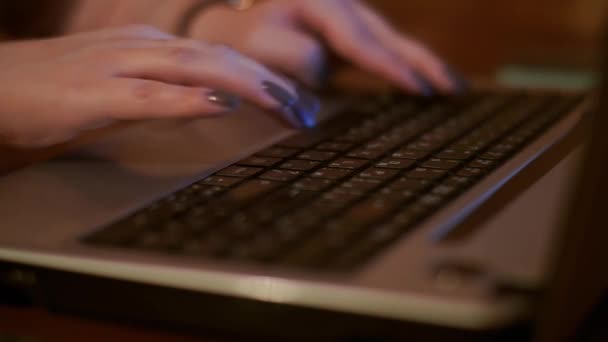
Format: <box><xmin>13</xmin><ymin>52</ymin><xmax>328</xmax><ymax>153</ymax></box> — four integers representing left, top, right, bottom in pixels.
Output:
<box><xmin>369</xmin><ymin>0</ymin><xmax>605</xmax><ymax>78</ymax></box>
<box><xmin>0</xmin><ymin>0</ymin><xmax>605</xmax><ymax>78</ymax></box>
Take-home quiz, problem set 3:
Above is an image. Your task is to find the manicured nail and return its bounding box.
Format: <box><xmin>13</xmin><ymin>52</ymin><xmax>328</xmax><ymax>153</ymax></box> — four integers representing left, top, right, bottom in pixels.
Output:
<box><xmin>263</xmin><ymin>80</ymin><xmax>305</xmax><ymax>127</ymax></box>
<box><xmin>444</xmin><ymin>65</ymin><xmax>470</xmax><ymax>94</ymax></box>
<box><xmin>262</xmin><ymin>80</ymin><xmax>297</xmax><ymax>108</ymax></box>
<box><xmin>411</xmin><ymin>71</ymin><xmax>435</xmax><ymax>97</ymax></box>
<box><xmin>294</xmin><ymin>87</ymin><xmax>321</xmax><ymax>128</ymax></box>
<box><xmin>206</xmin><ymin>90</ymin><xmax>240</xmax><ymax>109</ymax></box>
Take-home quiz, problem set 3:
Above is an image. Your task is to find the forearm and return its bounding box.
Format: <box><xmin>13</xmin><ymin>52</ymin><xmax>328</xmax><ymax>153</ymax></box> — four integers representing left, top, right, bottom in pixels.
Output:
<box><xmin>65</xmin><ymin>0</ymin><xmax>202</xmax><ymax>34</ymax></box>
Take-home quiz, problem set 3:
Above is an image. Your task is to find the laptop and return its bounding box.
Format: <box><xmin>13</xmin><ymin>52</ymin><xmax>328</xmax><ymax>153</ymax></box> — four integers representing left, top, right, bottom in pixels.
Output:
<box><xmin>0</xmin><ymin>25</ymin><xmax>604</xmax><ymax>342</ymax></box>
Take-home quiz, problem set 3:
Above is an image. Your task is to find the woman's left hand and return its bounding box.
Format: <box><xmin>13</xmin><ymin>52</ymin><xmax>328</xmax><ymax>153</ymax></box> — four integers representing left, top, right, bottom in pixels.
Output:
<box><xmin>188</xmin><ymin>0</ymin><xmax>464</xmax><ymax>95</ymax></box>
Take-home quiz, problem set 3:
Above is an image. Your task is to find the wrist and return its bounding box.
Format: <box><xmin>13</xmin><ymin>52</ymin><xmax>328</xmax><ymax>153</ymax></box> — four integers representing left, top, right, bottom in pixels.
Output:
<box><xmin>176</xmin><ymin>0</ymin><xmax>225</xmax><ymax>36</ymax></box>
<box><xmin>67</xmin><ymin>0</ymin><xmax>201</xmax><ymax>34</ymax></box>
<box><xmin>176</xmin><ymin>0</ymin><xmax>256</xmax><ymax>37</ymax></box>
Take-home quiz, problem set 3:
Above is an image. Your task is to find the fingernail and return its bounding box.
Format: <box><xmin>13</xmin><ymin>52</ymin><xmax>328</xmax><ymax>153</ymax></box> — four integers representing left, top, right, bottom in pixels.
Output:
<box><xmin>262</xmin><ymin>80</ymin><xmax>297</xmax><ymax>108</ymax></box>
<box><xmin>295</xmin><ymin>87</ymin><xmax>321</xmax><ymax>128</ymax></box>
<box><xmin>263</xmin><ymin>80</ymin><xmax>304</xmax><ymax>127</ymax></box>
<box><xmin>444</xmin><ymin>65</ymin><xmax>470</xmax><ymax>94</ymax></box>
<box><xmin>411</xmin><ymin>71</ymin><xmax>435</xmax><ymax>98</ymax></box>
<box><xmin>206</xmin><ymin>90</ymin><xmax>240</xmax><ymax>109</ymax></box>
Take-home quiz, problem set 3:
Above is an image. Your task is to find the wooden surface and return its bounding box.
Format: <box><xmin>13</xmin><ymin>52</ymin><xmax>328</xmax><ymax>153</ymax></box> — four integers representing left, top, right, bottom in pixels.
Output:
<box><xmin>0</xmin><ymin>1</ymin><xmax>606</xmax><ymax>341</ymax></box>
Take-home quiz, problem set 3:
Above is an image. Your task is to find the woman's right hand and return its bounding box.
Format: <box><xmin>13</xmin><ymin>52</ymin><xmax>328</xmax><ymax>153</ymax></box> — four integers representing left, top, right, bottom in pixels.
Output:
<box><xmin>0</xmin><ymin>25</ymin><xmax>306</xmax><ymax>148</ymax></box>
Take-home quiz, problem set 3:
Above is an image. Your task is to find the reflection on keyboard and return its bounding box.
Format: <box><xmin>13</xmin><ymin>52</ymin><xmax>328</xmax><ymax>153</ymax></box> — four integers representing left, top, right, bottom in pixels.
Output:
<box><xmin>84</xmin><ymin>92</ymin><xmax>584</xmax><ymax>270</ymax></box>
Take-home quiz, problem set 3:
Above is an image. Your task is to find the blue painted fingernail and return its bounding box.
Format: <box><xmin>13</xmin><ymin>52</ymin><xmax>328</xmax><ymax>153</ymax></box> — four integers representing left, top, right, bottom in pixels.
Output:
<box><xmin>294</xmin><ymin>87</ymin><xmax>321</xmax><ymax>128</ymax></box>
<box><xmin>262</xmin><ymin>80</ymin><xmax>297</xmax><ymax>108</ymax></box>
<box><xmin>263</xmin><ymin>80</ymin><xmax>320</xmax><ymax>128</ymax></box>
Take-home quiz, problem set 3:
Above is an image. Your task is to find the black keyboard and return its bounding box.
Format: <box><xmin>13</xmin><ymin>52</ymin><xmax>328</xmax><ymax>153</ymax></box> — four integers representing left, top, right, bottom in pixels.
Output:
<box><xmin>84</xmin><ymin>91</ymin><xmax>584</xmax><ymax>270</ymax></box>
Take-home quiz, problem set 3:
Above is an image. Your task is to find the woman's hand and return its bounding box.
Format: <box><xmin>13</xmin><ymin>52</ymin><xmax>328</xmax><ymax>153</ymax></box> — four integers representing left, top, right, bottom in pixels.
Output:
<box><xmin>0</xmin><ymin>25</ymin><xmax>307</xmax><ymax>148</ymax></box>
<box><xmin>188</xmin><ymin>0</ymin><xmax>464</xmax><ymax>94</ymax></box>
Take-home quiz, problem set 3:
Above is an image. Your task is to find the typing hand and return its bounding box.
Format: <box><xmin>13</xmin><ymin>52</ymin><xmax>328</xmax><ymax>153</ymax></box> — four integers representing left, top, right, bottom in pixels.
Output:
<box><xmin>188</xmin><ymin>0</ymin><xmax>466</xmax><ymax>95</ymax></box>
<box><xmin>0</xmin><ymin>25</ymin><xmax>310</xmax><ymax>148</ymax></box>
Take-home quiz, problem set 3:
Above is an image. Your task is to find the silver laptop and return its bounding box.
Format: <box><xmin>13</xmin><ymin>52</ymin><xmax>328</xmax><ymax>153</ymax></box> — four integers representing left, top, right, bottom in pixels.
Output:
<box><xmin>0</xmin><ymin>27</ymin><xmax>602</xmax><ymax>342</ymax></box>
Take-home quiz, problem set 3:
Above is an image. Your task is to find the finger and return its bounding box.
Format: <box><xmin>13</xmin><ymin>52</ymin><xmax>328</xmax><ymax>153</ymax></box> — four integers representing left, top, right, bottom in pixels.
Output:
<box><xmin>93</xmin><ymin>24</ymin><xmax>176</xmax><ymax>41</ymax></box>
<box><xmin>245</xmin><ymin>27</ymin><xmax>328</xmax><ymax>87</ymax></box>
<box><xmin>97</xmin><ymin>79</ymin><xmax>240</xmax><ymax>121</ymax></box>
<box><xmin>109</xmin><ymin>42</ymin><xmax>304</xmax><ymax>127</ymax></box>
<box><xmin>353</xmin><ymin>3</ymin><xmax>458</xmax><ymax>94</ymax></box>
<box><xmin>295</xmin><ymin>0</ymin><xmax>427</xmax><ymax>95</ymax></box>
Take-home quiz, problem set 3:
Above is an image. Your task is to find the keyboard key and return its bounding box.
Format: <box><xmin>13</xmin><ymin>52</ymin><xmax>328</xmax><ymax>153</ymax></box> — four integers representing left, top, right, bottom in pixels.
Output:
<box><xmin>329</xmin><ymin>158</ymin><xmax>370</xmax><ymax>170</ymax></box>
<box><xmin>406</xmin><ymin>168</ymin><xmax>447</xmax><ymax>181</ymax></box>
<box><xmin>376</xmin><ymin>158</ymin><xmax>416</xmax><ymax>170</ymax></box>
<box><xmin>311</xmin><ymin>167</ymin><xmax>352</xmax><ymax>180</ymax></box>
<box><xmin>392</xmin><ymin>149</ymin><xmax>430</xmax><ymax>160</ymax></box>
<box><xmin>457</xmin><ymin>167</ymin><xmax>484</xmax><ymax>178</ymax></box>
<box><xmin>259</xmin><ymin>188</ymin><xmax>317</xmax><ymax>212</ymax></box>
<box><xmin>317</xmin><ymin>141</ymin><xmax>354</xmax><ymax>152</ymax></box>
<box><xmin>259</xmin><ymin>169</ymin><xmax>302</xmax><ymax>182</ymax></box>
<box><xmin>480</xmin><ymin>151</ymin><xmax>507</xmax><ymax>160</ymax></box>
<box><xmin>203</xmin><ymin>176</ymin><xmax>243</xmax><ymax>187</ymax></box>
<box><xmin>422</xmin><ymin>159</ymin><xmax>461</xmax><ymax>171</ymax></box>
<box><xmin>489</xmin><ymin>143</ymin><xmax>517</xmax><ymax>153</ymax></box>
<box><xmin>443</xmin><ymin>176</ymin><xmax>474</xmax><ymax>188</ymax></box>
<box><xmin>237</xmin><ymin>156</ymin><xmax>282</xmax><ymax>168</ymax></box>
<box><xmin>217</xmin><ymin>166</ymin><xmax>263</xmax><ymax>178</ymax></box>
<box><xmin>292</xmin><ymin>178</ymin><xmax>333</xmax><ymax>192</ymax></box>
<box><xmin>322</xmin><ymin>190</ymin><xmax>362</xmax><ymax>203</ymax></box>
<box><xmin>450</xmin><ymin>142</ymin><xmax>485</xmax><ymax>152</ymax></box>
<box><xmin>182</xmin><ymin>184</ymin><xmax>224</xmax><ymax>199</ymax></box>
<box><xmin>406</xmin><ymin>140</ymin><xmax>442</xmax><ymax>151</ymax></box>
<box><xmin>419</xmin><ymin>194</ymin><xmax>445</xmax><ymax>208</ymax></box>
<box><xmin>387</xmin><ymin>178</ymin><xmax>433</xmax><ymax>193</ymax></box>
<box><xmin>256</xmin><ymin>147</ymin><xmax>298</xmax><ymax>158</ymax></box>
<box><xmin>359</xmin><ymin>167</ymin><xmax>400</xmax><ymax>181</ymax></box>
<box><xmin>339</xmin><ymin>178</ymin><xmax>383</xmax><ymax>194</ymax></box>
<box><xmin>363</xmin><ymin>140</ymin><xmax>397</xmax><ymax>152</ymax></box>
<box><xmin>347</xmin><ymin>148</ymin><xmax>386</xmax><ymax>160</ymax></box>
<box><xmin>298</xmin><ymin>150</ymin><xmax>337</xmax><ymax>161</ymax></box>
<box><xmin>431</xmin><ymin>184</ymin><xmax>460</xmax><ymax>197</ymax></box>
<box><xmin>376</xmin><ymin>188</ymin><xmax>417</xmax><ymax>202</ymax></box>
<box><xmin>469</xmin><ymin>159</ymin><xmax>496</xmax><ymax>170</ymax></box>
<box><xmin>280</xmin><ymin>159</ymin><xmax>321</xmax><ymax>171</ymax></box>
<box><xmin>223</xmin><ymin>179</ymin><xmax>281</xmax><ymax>203</ymax></box>
<box><xmin>435</xmin><ymin>149</ymin><xmax>474</xmax><ymax>161</ymax></box>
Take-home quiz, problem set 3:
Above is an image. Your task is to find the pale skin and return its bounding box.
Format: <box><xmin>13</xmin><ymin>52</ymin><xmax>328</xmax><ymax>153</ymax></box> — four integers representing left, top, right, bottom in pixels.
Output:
<box><xmin>0</xmin><ymin>0</ymin><xmax>462</xmax><ymax>148</ymax></box>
